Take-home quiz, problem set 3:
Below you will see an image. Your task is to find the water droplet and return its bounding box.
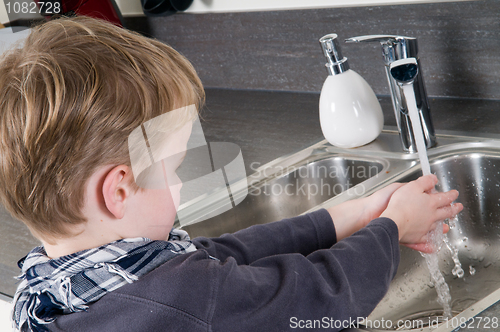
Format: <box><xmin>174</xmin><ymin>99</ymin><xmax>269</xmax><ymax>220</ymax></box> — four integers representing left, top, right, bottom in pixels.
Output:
<box><xmin>469</xmin><ymin>265</ymin><xmax>476</xmax><ymax>276</ymax></box>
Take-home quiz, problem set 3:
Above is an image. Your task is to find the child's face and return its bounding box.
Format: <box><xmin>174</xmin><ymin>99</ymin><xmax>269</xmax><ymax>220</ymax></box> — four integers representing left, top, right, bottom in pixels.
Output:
<box><xmin>131</xmin><ymin>122</ymin><xmax>192</xmax><ymax>241</ymax></box>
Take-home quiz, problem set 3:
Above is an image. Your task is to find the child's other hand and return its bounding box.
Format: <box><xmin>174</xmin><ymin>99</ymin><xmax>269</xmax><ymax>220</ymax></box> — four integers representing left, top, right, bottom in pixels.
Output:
<box><xmin>360</xmin><ymin>182</ymin><xmax>405</xmax><ymax>227</ymax></box>
<box><xmin>327</xmin><ymin>182</ymin><xmax>404</xmax><ymax>241</ymax></box>
<box><xmin>380</xmin><ymin>174</ymin><xmax>463</xmax><ymax>250</ymax></box>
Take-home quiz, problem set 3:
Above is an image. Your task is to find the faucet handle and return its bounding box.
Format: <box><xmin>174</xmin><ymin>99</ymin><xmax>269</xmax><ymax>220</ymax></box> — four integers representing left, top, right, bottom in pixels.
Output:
<box><xmin>345</xmin><ymin>35</ymin><xmax>418</xmax><ymax>65</ymax></box>
<box><xmin>345</xmin><ymin>34</ymin><xmax>414</xmax><ymax>43</ymax></box>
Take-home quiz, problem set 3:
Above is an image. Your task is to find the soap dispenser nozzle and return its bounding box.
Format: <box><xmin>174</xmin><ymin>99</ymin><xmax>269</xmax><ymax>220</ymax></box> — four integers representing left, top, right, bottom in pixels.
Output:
<box><xmin>319</xmin><ymin>34</ymin><xmax>350</xmax><ymax>75</ymax></box>
<box><xmin>345</xmin><ymin>35</ymin><xmax>436</xmax><ymax>152</ymax></box>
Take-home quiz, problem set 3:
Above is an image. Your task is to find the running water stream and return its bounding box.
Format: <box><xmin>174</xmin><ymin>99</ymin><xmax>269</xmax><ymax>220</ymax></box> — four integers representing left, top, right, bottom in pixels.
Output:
<box><xmin>402</xmin><ymin>84</ymin><xmax>464</xmax><ymax>319</ymax></box>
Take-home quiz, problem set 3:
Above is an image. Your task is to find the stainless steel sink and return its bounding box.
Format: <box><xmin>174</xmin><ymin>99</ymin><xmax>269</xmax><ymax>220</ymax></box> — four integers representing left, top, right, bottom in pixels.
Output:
<box><xmin>365</xmin><ymin>147</ymin><xmax>500</xmax><ymax>331</ymax></box>
<box><xmin>182</xmin><ymin>155</ymin><xmax>386</xmax><ymax>238</ymax></box>
<box><xmin>175</xmin><ymin>131</ymin><xmax>500</xmax><ymax>332</ymax></box>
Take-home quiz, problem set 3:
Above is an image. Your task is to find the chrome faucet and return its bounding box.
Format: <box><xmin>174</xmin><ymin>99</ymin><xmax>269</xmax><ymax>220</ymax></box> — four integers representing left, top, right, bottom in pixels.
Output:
<box><xmin>345</xmin><ymin>35</ymin><xmax>436</xmax><ymax>152</ymax></box>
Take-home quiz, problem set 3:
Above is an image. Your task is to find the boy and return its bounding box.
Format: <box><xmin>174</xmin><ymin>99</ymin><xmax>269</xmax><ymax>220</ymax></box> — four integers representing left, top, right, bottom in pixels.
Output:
<box><xmin>0</xmin><ymin>17</ymin><xmax>462</xmax><ymax>332</ymax></box>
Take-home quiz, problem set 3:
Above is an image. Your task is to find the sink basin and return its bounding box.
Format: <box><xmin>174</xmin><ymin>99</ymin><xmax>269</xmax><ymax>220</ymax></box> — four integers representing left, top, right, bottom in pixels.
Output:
<box><xmin>182</xmin><ymin>156</ymin><xmax>385</xmax><ymax>238</ymax></box>
<box><xmin>364</xmin><ymin>148</ymin><xmax>500</xmax><ymax>331</ymax></box>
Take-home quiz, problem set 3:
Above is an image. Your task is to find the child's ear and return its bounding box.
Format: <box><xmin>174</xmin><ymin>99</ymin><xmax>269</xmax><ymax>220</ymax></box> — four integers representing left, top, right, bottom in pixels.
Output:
<box><xmin>102</xmin><ymin>165</ymin><xmax>132</xmax><ymax>219</ymax></box>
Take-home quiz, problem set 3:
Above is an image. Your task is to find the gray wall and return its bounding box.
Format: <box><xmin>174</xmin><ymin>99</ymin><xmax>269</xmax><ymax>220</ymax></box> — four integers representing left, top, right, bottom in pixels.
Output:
<box><xmin>125</xmin><ymin>0</ymin><xmax>500</xmax><ymax>100</ymax></box>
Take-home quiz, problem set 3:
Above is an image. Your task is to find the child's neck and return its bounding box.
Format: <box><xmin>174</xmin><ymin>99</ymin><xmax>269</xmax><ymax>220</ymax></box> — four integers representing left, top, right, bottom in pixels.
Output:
<box><xmin>41</xmin><ymin>227</ymin><xmax>122</xmax><ymax>259</ymax></box>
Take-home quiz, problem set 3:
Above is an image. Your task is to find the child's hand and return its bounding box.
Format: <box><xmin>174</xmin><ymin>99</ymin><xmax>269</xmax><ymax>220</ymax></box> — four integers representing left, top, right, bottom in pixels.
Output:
<box><xmin>380</xmin><ymin>174</ymin><xmax>463</xmax><ymax>250</ymax></box>
<box><xmin>360</xmin><ymin>182</ymin><xmax>406</xmax><ymax>226</ymax></box>
<box><xmin>327</xmin><ymin>182</ymin><xmax>404</xmax><ymax>241</ymax></box>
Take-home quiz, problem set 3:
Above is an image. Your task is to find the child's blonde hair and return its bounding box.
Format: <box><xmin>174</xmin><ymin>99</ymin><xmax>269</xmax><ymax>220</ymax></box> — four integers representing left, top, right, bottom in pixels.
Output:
<box><xmin>0</xmin><ymin>16</ymin><xmax>204</xmax><ymax>241</ymax></box>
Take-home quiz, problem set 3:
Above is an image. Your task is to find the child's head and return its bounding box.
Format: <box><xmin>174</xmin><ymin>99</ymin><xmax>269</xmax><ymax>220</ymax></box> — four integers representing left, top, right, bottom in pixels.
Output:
<box><xmin>0</xmin><ymin>16</ymin><xmax>204</xmax><ymax>242</ymax></box>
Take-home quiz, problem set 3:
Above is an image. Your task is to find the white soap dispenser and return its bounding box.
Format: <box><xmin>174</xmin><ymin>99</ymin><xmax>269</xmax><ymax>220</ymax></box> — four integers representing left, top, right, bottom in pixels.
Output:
<box><xmin>318</xmin><ymin>34</ymin><xmax>384</xmax><ymax>148</ymax></box>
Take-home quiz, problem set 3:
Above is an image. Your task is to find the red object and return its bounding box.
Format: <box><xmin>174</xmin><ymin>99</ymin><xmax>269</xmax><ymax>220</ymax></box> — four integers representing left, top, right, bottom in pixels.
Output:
<box><xmin>36</xmin><ymin>0</ymin><xmax>124</xmax><ymax>27</ymax></box>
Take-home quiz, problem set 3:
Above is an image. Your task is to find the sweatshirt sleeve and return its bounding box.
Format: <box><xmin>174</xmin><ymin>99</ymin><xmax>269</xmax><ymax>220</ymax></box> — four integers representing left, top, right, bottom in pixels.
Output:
<box><xmin>192</xmin><ymin>208</ymin><xmax>336</xmax><ymax>265</ymax></box>
<box><xmin>209</xmin><ymin>217</ymin><xmax>400</xmax><ymax>332</ymax></box>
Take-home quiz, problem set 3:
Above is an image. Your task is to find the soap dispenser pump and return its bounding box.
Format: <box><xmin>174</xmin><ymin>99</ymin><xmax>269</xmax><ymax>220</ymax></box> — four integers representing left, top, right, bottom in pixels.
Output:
<box><xmin>318</xmin><ymin>34</ymin><xmax>383</xmax><ymax>148</ymax></box>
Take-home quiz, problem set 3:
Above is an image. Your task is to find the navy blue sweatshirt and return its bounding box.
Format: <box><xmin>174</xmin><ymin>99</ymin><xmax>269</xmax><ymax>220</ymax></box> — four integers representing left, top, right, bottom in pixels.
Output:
<box><xmin>49</xmin><ymin>209</ymin><xmax>400</xmax><ymax>331</ymax></box>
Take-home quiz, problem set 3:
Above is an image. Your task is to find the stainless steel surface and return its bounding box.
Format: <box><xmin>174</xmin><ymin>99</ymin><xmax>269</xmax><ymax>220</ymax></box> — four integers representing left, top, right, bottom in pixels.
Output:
<box><xmin>182</xmin><ymin>155</ymin><xmax>385</xmax><ymax>238</ymax></box>
<box><xmin>176</xmin><ymin>131</ymin><xmax>500</xmax><ymax>332</ymax></box>
<box><xmin>363</xmin><ymin>146</ymin><xmax>500</xmax><ymax>331</ymax></box>
<box><xmin>319</xmin><ymin>34</ymin><xmax>350</xmax><ymax>75</ymax></box>
<box><xmin>345</xmin><ymin>35</ymin><xmax>436</xmax><ymax>152</ymax></box>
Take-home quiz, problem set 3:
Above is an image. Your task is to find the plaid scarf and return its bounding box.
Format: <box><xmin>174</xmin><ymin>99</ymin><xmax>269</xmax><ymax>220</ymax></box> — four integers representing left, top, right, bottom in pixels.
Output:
<box><xmin>12</xmin><ymin>229</ymin><xmax>197</xmax><ymax>332</ymax></box>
